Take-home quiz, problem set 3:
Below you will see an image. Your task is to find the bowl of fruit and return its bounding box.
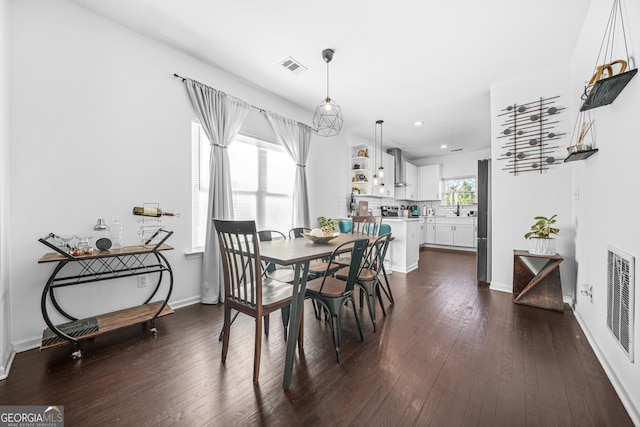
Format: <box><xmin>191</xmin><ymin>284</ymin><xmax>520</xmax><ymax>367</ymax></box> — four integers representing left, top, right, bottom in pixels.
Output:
<box><xmin>303</xmin><ymin>227</ymin><xmax>339</xmax><ymax>243</ymax></box>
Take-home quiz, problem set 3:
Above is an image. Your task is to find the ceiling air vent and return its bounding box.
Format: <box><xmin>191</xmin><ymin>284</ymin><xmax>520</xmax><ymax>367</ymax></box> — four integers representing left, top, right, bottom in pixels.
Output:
<box><xmin>450</xmin><ymin>148</ymin><xmax>464</xmax><ymax>152</ymax></box>
<box><xmin>607</xmin><ymin>245</ymin><xmax>635</xmax><ymax>362</ymax></box>
<box><xmin>280</xmin><ymin>57</ymin><xmax>307</xmax><ymax>75</ymax></box>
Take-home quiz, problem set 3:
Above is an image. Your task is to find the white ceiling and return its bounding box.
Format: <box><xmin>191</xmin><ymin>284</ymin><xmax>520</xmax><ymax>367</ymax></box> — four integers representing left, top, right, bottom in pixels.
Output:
<box><xmin>71</xmin><ymin>0</ymin><xmax>591</xmax><ymax>161</ymax></box>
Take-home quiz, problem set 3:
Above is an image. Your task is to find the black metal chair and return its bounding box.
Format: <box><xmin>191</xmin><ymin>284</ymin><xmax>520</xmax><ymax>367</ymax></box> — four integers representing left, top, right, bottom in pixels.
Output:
<box><xmin>304</xmin><ymin>238</ymin><xmax>369</xmax><ymax>362</ymax></box>
<box><xmin>288</xmin><ymin>227</ymin><xmax>311</xmax><ymax>239</ymax></box>
<box><xmin>336</xmin><ymin>233</ymin><xmax>391</xmax><ymax>332</ymax></box>
<box><xmin>258</xmin><ymin>230</ymin><xmax>296</xmax><ymax>283</ymax></box>
<box><xmin>214</xmin><ymin>220</ymin><xmax>293</xmax><ymax>382</ymax></box>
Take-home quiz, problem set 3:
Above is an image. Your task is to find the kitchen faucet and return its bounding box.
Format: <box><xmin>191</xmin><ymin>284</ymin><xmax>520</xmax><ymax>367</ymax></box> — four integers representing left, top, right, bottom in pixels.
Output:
<box><xmin>455</xmin><ymin>203</ymin><xmax>460</xmax><ymax>216</ymax></box>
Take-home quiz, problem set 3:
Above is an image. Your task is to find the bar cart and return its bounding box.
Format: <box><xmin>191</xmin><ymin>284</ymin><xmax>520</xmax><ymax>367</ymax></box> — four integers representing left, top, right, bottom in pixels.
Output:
<box><xmin>37</xmin><ymin>229</ymin><xmax>174</xmax><ymax>358</ymax></box>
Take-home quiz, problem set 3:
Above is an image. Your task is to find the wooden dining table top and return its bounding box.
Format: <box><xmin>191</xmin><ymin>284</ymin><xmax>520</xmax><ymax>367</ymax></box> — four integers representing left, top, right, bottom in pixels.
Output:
<box><xmin>258</xmin><ymin>233</ymin><xmax>377</xmax><ymax>266</ymax></box>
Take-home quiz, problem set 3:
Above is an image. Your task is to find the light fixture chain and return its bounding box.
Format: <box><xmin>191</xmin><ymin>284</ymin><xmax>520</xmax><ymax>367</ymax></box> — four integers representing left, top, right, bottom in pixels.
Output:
<box><xmin>326</xmin><ymin>61</ymin><xmax>330</xmax><ymax>99</ymax></box>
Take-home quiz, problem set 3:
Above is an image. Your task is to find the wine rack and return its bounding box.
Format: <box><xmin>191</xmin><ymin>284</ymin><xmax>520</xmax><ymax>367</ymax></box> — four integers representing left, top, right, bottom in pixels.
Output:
<box><xmin>138</xmin><ymin>202</ymin><xmax>163</xmax><ymax>246</ymax></box>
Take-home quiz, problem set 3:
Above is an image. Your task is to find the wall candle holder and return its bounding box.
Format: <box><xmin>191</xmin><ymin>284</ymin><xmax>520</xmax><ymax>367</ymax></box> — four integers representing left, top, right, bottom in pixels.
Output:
<box><xmin>496</xmin><ymin>96</ymin><xmax>565</xmax><ymax>175</ymax></box>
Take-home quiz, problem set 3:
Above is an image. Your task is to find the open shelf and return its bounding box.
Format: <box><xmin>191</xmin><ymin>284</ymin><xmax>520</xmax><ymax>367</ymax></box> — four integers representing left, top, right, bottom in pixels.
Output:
<box><xmin>580</xmin><ymin>69</ymin><xmax>637</xmax><ymax>111</ymax></box>
<box><xmin>564</xmin><ymin>148</ymin><xmax>599</xmax><ymax>163</ymax></box>
<box><xmin>41</xmin><ymin>301</ymin><xmax>174</xmax><ymax>350</ymax></box>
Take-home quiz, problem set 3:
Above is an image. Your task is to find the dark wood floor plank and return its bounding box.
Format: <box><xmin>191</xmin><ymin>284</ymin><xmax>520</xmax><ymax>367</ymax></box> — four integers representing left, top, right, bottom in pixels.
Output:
<box><xmin>0</xmin><ymin>248</ymin><xmax>633</xmax><ymax>426</ymax></box>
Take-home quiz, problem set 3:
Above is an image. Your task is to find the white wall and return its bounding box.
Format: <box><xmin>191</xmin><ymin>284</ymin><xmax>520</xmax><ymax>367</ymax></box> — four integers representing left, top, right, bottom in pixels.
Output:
<box><xmin>7</xmin><ymin>0</ymin><xmax>333</xmax><ymax>352</ymax></box>
<box><xmin>414</xmin><ymin>148</ymin><xmax>491</xmax><ymax>179</ymax></box>
<box><xmin>570</xmin><ymin>0</ymin><xmax>640</xmax><ymax>422</ymax></box>
<box><xmin>0</xmin><ymin>0</ymin><xmax>13</xmax><ymax>379</ymax></box>
<box><xmin>489</xmin><ymin>67</ymin><xmax>575</xmax><ymax>299</ymax></box>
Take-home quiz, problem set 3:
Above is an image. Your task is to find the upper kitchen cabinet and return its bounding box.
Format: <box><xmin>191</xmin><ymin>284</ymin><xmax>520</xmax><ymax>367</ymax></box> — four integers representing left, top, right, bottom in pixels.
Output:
<box><xmin>396</xmin><ymin>162</ymin><xmax>418</xmax><ymax>200</ymax></box>
<box><xmin>351</xmin><ymin>145</ymin><xmax>372</xmax><ymax>195</ymax></box>
<box><xmin>418</xmin><ymin>164</ymin><xmax>442</xmax><ymax>201</ymax></box>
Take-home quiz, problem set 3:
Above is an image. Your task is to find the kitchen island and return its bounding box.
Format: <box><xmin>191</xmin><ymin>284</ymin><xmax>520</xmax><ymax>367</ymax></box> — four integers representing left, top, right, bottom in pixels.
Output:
<box><xmin>383</xmin><ymin>218</ymin><xmax>420</xmax><ymax>273</ymax></box>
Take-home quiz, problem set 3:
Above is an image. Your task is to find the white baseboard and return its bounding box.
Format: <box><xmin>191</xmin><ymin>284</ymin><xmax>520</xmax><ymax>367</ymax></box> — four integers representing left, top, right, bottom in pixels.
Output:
<box><xmin>573</xmin><ymin>308</ymin><xmax>640</xmax><ymax>426</ymax></box>
<box><xmin>489</xmin><ymin>281</ymin><xmax>512</xmax><ymax>293</ymax></box>
<box><xmin>0</xmin><ymin>345</ymin><xmax>15</xmax><ymax>380</ymax></box>
<box><xmin>489</xmin><ymin>282</ymin><xmax>574</xmax><ymax>307</ymax></box>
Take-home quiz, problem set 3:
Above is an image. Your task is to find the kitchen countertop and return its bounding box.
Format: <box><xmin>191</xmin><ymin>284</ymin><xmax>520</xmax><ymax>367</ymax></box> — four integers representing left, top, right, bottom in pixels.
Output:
<box><xmin>419</xmin><ymin>215</ymin><xmax>477</xmax><ymax>218</ymax></box>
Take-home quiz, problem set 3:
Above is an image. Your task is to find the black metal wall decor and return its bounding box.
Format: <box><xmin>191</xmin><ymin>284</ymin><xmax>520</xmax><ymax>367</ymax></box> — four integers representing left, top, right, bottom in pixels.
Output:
<box><xmin>497</xmin><ymin>96</ymin><xmax>565</xmax><ymax>175</ymax></box>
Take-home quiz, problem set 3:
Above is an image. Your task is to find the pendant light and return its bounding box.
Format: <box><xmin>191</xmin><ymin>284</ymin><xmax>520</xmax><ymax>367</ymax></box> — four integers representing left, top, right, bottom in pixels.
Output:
<box><xmin>377</xmin><ymin>120</ymin><xmax>385</xmax><ymax>179</ymax></box>
<box><xmin>313</xmin><ymin>48</ymin><xmax>344</xmax><ymax>137</ymax></box>
<box><xmin>373</xmin><ymin>120</ymin><xmax>385</xmax><ymax>194</ymax></box>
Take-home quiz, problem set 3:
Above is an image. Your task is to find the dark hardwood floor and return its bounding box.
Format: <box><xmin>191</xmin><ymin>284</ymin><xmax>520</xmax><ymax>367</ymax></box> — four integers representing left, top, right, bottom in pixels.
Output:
<box><xmin>1</xmin><ymin>248</ymin><xmax>633</xmax><ymax>426</ymax></box>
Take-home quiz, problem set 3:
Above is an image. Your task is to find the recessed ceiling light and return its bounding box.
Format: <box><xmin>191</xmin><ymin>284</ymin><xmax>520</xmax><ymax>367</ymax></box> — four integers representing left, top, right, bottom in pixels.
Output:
<box><xmin>440</xmin><ymin>144</ymin><xmax>447</xmax><ymax>149</ymax></box>
<box><xmin>414</xmin><ymin>121</ymin><xmax>424</xmax><ymax>127</ymax></box>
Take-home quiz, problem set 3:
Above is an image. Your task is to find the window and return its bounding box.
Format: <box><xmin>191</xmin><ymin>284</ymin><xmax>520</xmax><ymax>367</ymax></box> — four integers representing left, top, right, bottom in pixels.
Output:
<box><xmin>191</xmin><ymin>121</ymin><xmax>295</xmax><ymax>251</ymax></box>
<box><xmin>443</xmin><ymin>177</ymin><xmax>476</xmax><ymax>205</ymax></box>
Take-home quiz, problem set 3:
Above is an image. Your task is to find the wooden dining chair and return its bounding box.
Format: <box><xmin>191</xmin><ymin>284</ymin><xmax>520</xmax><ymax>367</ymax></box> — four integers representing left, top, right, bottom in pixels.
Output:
<box><xmin>304</xmin><ymin>238</ymin><xmax>369</xmax><ymax>362</ymax></box>
<box><xmin>351</xmin><ymin>215</ymin><xmax>383</xmax><ymax>236</ymax></box>
<box><xmin>336</xmin><ymin>233</ymin><xmax>391</xmax><ymax>332</ymax></box>
<box><xmin>214</xmin><ymin>220</ymin><xmax>294</xmax><ymax>382</ymax></box>
<box><xmin>336</xmin><ymin>216</ymin><xmax>382</xmax><ymax>267</ymax></box>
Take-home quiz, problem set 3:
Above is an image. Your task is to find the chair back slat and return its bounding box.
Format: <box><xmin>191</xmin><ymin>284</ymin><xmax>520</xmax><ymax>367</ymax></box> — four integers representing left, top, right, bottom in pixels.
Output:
<box><xmin>317</xmin><ymin>238</ymin><xmax>369</xmax><ymax>294</ymax></box>
<box><xmin>351</xmin><ymin>216</ymin><xmax>383</xmax><ymax>236</ymax></box>
<box><xmin>367</xmin><ymin>233</ymin><xmax>391</xmax><ymax>275</ymax></box>
<box><xmin>214</xmin><ymin>220</ymin><xmax>263</xmax><ymax>308</ymax></box>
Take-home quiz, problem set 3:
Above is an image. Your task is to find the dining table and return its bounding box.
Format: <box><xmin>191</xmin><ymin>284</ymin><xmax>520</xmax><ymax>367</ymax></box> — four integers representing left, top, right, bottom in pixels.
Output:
<box><xmin>258</xmin><ymin>232</ymin><xmax>377</xmax><ymax>389</ymax></box>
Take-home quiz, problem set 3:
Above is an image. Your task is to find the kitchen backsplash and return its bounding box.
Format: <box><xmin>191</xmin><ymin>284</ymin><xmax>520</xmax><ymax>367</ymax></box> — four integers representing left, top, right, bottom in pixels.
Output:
<box><xmin>352</xmin><ymin>195</ymin><xmax>477</xmax><ymax>217</ymax></box>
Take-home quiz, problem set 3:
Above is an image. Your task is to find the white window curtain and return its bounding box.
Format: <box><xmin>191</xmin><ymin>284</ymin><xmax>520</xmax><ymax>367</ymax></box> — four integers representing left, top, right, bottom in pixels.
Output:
<box><xmin>184</xmin><ymin>79</ymin><xmax>250</xmax><ymax>304</ymax></box>
<box><xmin>265</xmin><ymin>111</ymin><xmax>312</xmax><ymax>229</ymax></box>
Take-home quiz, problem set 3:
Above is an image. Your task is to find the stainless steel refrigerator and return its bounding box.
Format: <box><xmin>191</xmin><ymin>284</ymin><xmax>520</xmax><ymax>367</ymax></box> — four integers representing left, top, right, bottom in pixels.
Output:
<box><xmin>477</xmin><ymin>159</ymin><xmax>491</xmax><ymax>285</ymax></box>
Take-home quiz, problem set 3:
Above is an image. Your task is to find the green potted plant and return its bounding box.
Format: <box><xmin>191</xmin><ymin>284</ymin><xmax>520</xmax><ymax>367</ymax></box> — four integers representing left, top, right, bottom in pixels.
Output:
<box><xmin>524</xmin><ymin>214</ymin><xmax>559</xmax><ymax>255</ymax></box>
<box><xmin>317</xmin><ymin>216</ymin><xmax>340</xmax><ymax>232</ymax></box>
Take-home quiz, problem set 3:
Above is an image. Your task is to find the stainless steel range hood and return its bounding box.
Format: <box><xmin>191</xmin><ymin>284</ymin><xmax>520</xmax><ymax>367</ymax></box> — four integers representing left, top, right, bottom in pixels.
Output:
<box><xmin>387</xmin><ymin>148</ymin><xmax>407</xmax><ymax>187</ymax></box>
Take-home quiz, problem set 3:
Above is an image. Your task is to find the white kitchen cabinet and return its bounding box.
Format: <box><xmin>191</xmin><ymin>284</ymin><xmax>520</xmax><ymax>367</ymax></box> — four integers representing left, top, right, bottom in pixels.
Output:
<box><xmin>434</xmin><ymin>217</ymin><xmax>476</xmax><ymax>248</ymax></box>
<box><xmin>426</xmin><ymin>217</ymin><xmax>436</xmax><ymax>244</ymax></box>
<box><xmin>419</xmin><ymin>219</ymin><xmax>426</xmax><ymax>245</ymax></box>
<box><xmin>435</xmin><ymin>223</ymin><xmax>455</xmax><ymax>245</ymax></box>
<box><xmin>396</xmin><ymin>162</ymin><xmax>418</xmax><ymax>200</ymax></box>
<box><xmin>418</xmin><ymin>164</ymin><xmax>442</xmax><ymax>201</ymax></box>
<box><xmin>454</xmin><ymin>223</ymin><xmax>475</xmax><ymax>247</ymax></box>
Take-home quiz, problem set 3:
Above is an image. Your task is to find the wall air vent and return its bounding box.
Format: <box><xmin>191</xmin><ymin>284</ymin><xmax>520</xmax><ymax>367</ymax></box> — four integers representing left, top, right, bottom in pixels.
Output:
<box><xmin>279</xmin><ymin>57</ymin><xmax>307</xmax><ymax>75</ymax></box>
<box><xmin>607</xmin><ymin>245</ymin><xmax>635</xmax><ymax>362</ymax></box>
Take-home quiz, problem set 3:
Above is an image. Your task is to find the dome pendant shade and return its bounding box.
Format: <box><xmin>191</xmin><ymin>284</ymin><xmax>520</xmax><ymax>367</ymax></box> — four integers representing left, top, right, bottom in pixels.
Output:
<box><xmin>313</xmin><ymin>48</ymin><xmax>343</xmax><ymax>137</ymax></box>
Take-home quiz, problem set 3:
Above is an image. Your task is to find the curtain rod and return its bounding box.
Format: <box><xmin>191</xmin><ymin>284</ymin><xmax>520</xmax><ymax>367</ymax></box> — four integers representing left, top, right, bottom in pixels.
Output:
<box><xmin>173</xmin><ymin>73</ymin><xmax>265</xmax><ymax>113</ymax></box>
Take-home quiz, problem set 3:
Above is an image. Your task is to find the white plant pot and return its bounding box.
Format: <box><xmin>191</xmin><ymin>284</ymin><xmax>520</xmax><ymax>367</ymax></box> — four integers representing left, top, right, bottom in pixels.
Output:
<box><xmin>528</xmin><ymin>237</ymin><xmax>556</xmax><ymax>255</ymax></box>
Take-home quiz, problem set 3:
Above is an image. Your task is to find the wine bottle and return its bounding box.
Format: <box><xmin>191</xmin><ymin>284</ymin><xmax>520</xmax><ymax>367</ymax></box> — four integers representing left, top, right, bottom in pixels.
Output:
<box><xmin>132</xmin><ymin>206</ymin><xmax>177</xmax><ymax>217</ymax></box>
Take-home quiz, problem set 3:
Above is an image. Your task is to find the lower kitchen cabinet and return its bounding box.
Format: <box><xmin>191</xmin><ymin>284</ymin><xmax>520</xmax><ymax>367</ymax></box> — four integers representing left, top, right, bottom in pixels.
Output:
<box><xmin>426</xmin><ymin>218</ymin><xmax>436</xmax><ymax>244</ymax></box>
<box><xmin>432</xmin><ymin>217</ymin><xmax>476</xmax><ymax>248</ymax></box>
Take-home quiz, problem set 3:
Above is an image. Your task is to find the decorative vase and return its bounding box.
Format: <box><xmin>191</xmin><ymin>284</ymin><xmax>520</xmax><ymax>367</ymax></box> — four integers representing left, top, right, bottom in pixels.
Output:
<box><xmin>528</xmin><ymin>237</ymin><xmax>556</xmax><ymax>255</ymax></box>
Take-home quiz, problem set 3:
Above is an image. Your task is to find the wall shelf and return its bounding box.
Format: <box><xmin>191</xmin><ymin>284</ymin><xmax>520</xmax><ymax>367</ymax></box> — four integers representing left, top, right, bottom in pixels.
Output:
<box><xmin>580</xmin><ymin>69</ymin><xmax>637</xmax><ymax>111</ymax></box>
<box><xmin>564</xmin><ymin>148</ymin><xmax>599</xmax><ymax>163</ymax></box>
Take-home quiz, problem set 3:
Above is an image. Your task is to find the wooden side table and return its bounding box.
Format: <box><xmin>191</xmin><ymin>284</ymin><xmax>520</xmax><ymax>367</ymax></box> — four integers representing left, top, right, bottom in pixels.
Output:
<box><xmin>513</xmin><ymin>250</ymin><xmax>564</xmax><ymax>312</ymax></box>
